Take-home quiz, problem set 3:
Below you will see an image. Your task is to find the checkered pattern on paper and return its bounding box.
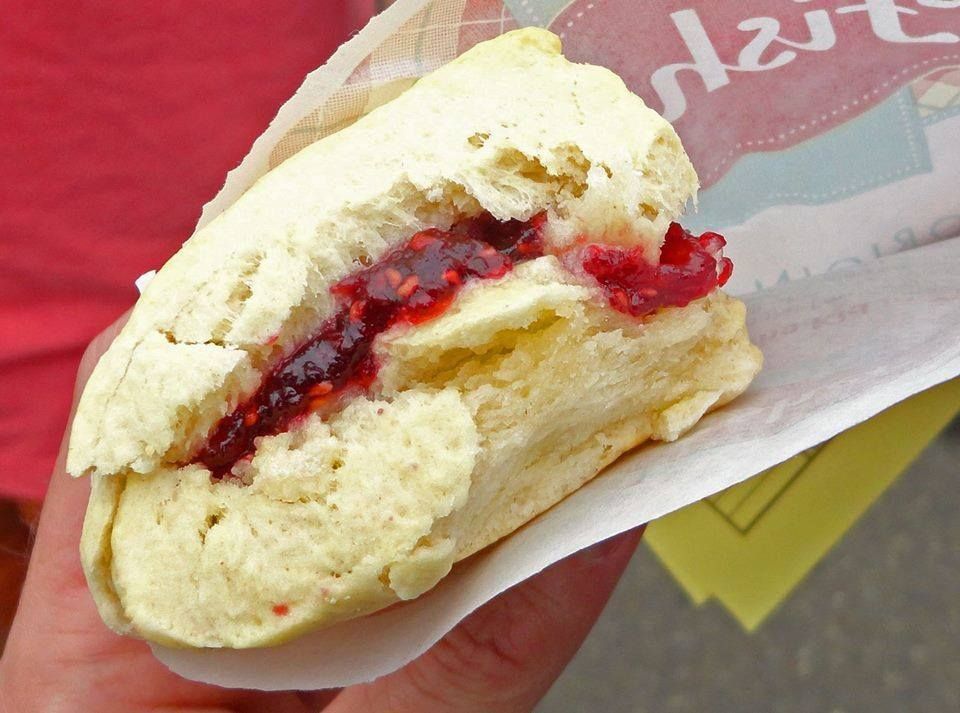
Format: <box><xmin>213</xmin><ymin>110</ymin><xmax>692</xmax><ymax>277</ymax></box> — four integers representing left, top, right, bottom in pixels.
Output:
<box><xmin>911</xmin><ymin>65</ymin><xmax>960</xmax><ymax>118</ymax></box>
<box><xmin>268</xmin><ymin>0</ymin><xmax>516</xmax><ymax>170</ymax></box>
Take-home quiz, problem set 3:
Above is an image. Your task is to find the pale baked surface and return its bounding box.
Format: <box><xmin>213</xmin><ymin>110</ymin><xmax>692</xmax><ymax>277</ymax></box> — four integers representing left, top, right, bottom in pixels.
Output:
<box><xmin>67</xmin><ymin>27</ymin><xmax>697</xmax><ymax>480</ymax></box>
<box><xmin>70</xmin><ymin>29</ymin><xmax>761</xmax><ymax>648</ymax></box>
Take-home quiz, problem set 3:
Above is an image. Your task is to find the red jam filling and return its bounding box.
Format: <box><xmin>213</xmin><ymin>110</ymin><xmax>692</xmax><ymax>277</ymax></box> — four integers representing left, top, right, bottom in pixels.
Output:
<box><xmin>577</xmin><ymin>222</ymin><xmax>732</xmax><ymax>317</ymax></box>
<box><xmin>195</xmin><ymin>215</ymin><xmax>731</xmax><ymax>477</ymax></box>
<box><xmin>196</xmin><ymin>213</ymin><xmax>547</xmax><ymax>476</ymax></box>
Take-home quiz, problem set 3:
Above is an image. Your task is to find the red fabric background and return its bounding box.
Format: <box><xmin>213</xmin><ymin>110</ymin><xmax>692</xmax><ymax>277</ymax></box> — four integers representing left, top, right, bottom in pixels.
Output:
<box><xmin>1</xmin><ymin>1</ymin><xmax>373</xmax><ymax>500</ymax></box>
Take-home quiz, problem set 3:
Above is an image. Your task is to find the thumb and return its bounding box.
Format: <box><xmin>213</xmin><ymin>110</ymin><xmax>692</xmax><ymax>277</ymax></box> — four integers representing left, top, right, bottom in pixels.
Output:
<box><xmin>327</xmin><ymin>526</ymin><xmax>644</xmax><ymax>713</ymax></box>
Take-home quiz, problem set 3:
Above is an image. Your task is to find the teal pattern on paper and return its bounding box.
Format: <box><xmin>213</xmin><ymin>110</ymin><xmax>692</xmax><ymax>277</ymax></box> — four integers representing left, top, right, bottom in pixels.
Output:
<box><xmin>686</xmin><ymin>88</ymin><xmax>933</xmax><ymax>233</ymax></box>
<box><xmin>502</xmin><ymin>0</ymin><xmax>572</xmax><ymax>26</ymax></box>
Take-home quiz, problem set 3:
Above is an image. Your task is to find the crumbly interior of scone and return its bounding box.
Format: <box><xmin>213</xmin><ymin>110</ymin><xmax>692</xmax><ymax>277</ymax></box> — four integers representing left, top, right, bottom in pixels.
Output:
<box><xmin>378</xmin><ymin>259</ymin><xmax>759</xmax><ymax>558</ymax></box>
<box><xmin>83</xmin><ymin>256</ymin><xmax>760</xmax><ymax>648</ymax></box>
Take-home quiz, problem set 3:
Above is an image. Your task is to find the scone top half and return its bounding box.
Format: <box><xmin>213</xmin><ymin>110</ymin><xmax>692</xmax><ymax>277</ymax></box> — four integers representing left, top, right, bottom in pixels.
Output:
<box><xmin>67</xmin><ymin>28</ymin><xmax>697</xmax><ymax>480</ymax></box>
<box><xmin>68</xmin><ymin>29</ymin><xmax>760</xmax><ymax>648</ymax></box>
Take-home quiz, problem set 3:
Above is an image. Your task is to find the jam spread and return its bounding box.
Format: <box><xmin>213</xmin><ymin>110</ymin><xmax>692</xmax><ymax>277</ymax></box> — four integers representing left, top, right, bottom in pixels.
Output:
<box><xmin>196</xmin><ymin>213</ymin><xmax>546</xmax><ymax>476</ymax></box>
<box><xmin>578</xmin><ymin>222</ymin><xmax>732</xmax><ymax>317</ymax></box>
<box><xmin>195</xmin><ymin>214</ymin><xmax>730</xmax><ymax>477</ymax></box>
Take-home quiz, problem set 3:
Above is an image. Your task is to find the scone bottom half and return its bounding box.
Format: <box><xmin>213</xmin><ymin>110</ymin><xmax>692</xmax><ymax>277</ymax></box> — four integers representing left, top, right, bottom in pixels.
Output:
<box><xmin>70</xmin><ymin>28</ymin><xmax>762</xmax><ymax>648</ymax></box>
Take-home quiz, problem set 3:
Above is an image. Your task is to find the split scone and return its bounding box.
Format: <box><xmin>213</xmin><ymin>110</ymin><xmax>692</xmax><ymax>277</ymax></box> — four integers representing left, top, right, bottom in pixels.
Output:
<box><xmin>68</xmin><ymin>28</ymin><xmax>762</xmax><ymax>648</ymax></box>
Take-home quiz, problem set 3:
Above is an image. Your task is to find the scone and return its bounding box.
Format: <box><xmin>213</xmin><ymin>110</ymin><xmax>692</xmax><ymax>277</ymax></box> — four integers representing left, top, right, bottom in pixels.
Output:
<box><xmin>68</xmin><ymin>28</ymin><xmax>762</xmax><ymax>648</ymax></box>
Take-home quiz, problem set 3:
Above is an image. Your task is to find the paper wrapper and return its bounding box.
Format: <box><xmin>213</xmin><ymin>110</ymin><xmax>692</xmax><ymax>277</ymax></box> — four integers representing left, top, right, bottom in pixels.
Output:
<box><xmin>151</xmin><ymin>0</ymin><xmax>960</xmax><ymax>689</ymax></box>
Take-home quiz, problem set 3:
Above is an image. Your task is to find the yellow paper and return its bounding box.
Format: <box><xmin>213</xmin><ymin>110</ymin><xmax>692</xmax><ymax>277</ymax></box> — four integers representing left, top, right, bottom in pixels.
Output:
<box><xmin>645</xmin><ymin>378</ymin><xmax>960</xmax><ymax>631</ymax></box>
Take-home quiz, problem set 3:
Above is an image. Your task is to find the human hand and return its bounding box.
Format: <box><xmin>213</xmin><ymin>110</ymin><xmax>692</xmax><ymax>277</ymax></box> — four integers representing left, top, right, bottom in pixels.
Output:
<box><xmin>0</xmin><ymin>317</ymin><xmax>644</xmax><ymax>713</ymax></box>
